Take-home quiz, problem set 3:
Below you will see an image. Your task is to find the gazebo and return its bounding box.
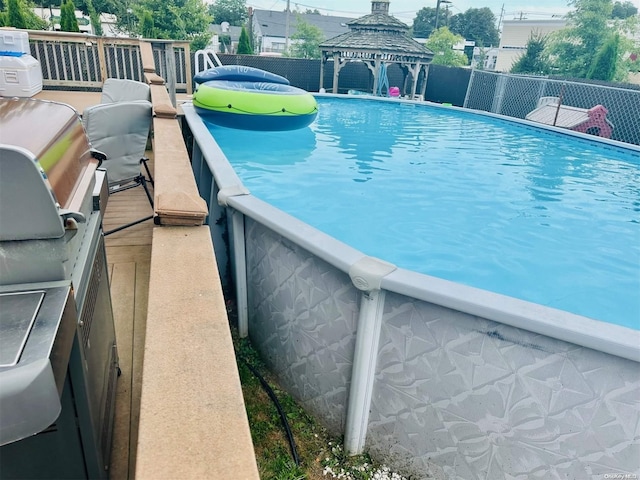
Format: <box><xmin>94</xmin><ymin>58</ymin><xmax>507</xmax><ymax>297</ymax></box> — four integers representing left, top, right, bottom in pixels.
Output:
<box><xmin>319</xmin><ymin>0</ymin><xmax>434</xmax><ymax>98</ymax></box>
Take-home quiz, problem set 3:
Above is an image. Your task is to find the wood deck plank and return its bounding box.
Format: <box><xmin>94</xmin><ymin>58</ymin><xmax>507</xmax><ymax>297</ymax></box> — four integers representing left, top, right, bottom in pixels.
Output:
<box><xmin>104</xmin><ymin>170</ymin><xmax>154</xmax><ymax>480</ymax></box>
<box><xmin>109</xmin><ymin>262</ymin><xmax>136</xmax><ymax>479</ymax></box>
<box><xmin>128</xmin><ymin>260</ymin><xmax>150</xmax><ymax>478</ymax></box>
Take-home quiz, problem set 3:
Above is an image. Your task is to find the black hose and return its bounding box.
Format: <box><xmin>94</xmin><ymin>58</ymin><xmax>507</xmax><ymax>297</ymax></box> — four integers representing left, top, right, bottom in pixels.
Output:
<box><xmin>242</xmin><ymin>359</ymin><xmax>301</xmax><ymax>466</ymax></box>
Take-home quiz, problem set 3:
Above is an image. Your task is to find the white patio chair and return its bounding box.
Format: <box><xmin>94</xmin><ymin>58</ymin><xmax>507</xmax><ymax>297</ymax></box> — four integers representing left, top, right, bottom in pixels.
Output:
<box><xmin>99</xmin><ymin>78</ymin><xmax>154</xmax><ymax>186</ymax></box>
<box><xmin>83</xmin><ymin>100</ymin><xmax>154</xmax><ymax>235</ymax></box>
<box><xmin>100</xmin><ymin>78</ymin><xmax>151</xmax><ymax>104</ymax></box>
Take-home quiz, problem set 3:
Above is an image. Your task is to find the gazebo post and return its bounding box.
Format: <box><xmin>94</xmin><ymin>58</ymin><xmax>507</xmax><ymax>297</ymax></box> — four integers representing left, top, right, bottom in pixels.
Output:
<box><xmin>372</xmin><ymin>56</ymin><xmax>381</xmax><ymax>96</ymax></box>
<box><xmin>410</xmin><ymin>62</ymin><xmax>421</xmax><ymax>99</ymax></box>
<box><xmin>319</xmin><ymin>56</ymin><xmax>325</xmax><ymax>92</ymax></box>
<box><xmin>332</xmin><ymin>52</ymin><xmax>341</xmax><ymax>94</ymax></box>
<box><xmin>421</xmin><ymin>64</ymin><xmax>429</xmax><ymax>100</ymax></box>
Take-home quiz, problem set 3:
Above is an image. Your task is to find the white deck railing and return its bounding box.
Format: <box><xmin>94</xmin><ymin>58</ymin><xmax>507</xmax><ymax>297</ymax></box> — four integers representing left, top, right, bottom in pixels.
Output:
<box><xmin>7</xmin><ymin>29</ymin><xmax>192</xmax><ymax>93</ymax></box>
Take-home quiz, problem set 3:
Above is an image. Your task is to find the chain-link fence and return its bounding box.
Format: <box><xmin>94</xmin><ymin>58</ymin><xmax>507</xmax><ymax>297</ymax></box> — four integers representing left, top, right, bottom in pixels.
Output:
<box><xmin>464</xmin><ymin>70</ymin><xmax>640</xmax><ymax>145</ymax></box>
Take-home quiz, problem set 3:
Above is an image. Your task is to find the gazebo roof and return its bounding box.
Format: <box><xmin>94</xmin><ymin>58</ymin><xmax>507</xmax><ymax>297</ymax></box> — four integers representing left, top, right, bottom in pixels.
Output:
<box><xmin>319</xmin><ymin>1</ymin><xmax>433</xmax><ymax>60</ymax></box>
<box><xmin>347</xmin><ymin>12</ymin><xmax>409</xmax><ymax>31</ymax></box>
<box><xmin>320</xmin><ymin>30</ymin><xmax>433</xmax><ymax>58</ymax></box>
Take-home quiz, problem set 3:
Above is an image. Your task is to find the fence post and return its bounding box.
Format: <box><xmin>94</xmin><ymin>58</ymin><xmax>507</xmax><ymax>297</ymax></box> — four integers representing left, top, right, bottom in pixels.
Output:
<box><xmin>97</xmin><ymin>37</ymin><xmax>107</xmax><ymax>82</ymax></box>
<box><xmin>463</xmin><ymin>68</ymin><xmax>475</xmax><ymax>108</ymax></box>
<box><xmin>491</xmin><ymin>72</ymin><xmax>507</xmax><ymax>114</ymax></box>
<box><xmin>183</xmin><ymin>42</ymin><xmax>193</xmax><ymax>95</ymax></box>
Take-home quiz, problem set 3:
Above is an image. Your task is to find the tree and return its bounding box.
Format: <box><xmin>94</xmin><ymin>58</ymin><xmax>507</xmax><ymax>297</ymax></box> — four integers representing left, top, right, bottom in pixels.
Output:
<box><xmin>208</xmin><ymin>0</ymin><xmax>246</xmax><ymax>26</ymax></box>
<box><xmin>219</xmin><ymin>33</ymin><xmax>231</xmax><ymax>52</ymax></box>
<box><xmin>413</xmin><ymin>7</ymin><xmax>444</xmax><ymax>38</ymax></box>
<box><xmin>425</xmin><ymin>27</ymin><xmax>468</xmax><ymax>67</ymax></box>
<box><xmin>85</xmin><ymin>0</ymin><xmax>102</xmax><ymax>35</ymax></box>
<box><xmin>7</xmin><ymin>0</ymin><xmax>26</xmax><ymax>28</ymax></box>
<box><xmin>237</xmin><ymin>25</ymin><xmax>252</xmax><ymax>54</ymax></box>
<box><xmin>473</xmin><ymin>45</ymin><xmax>487</xmax><ymax>70</ymax></box>
<box><xmin>289</xmin><ymin>15</ymin><xmax>324</xmax><ymax>59</ymax></box>
<box><xmin>612</xmin><ymin>0</ymin><xmax>637</xmax><ymax>18</ymax></box>
<box><xmin>614</xmin><ymin>17</ymin><xmax>640</xmax><ymax>81</ymax></box>
<box><xmin>1</xmin><ymin>0</ymin><xmax>46</xmax><ymax>29</ymax></box>
<box><xmin>587</xmin><ymin>32</ymin><xmax>620</xmax><ymax>80</ymax></box>
<box><xmin>511</xmin><ymin>32</ymin><xmax>550</xmax><ymax>75</ymax></box>
<box><xmin>140</xmin><ymin>10</ymin><xmax>154</xmax><ymax>38</ymax></box>
<box><xmin>131</xmin><ymin>0</ymin><xmax>211</xmax><ymax>49</ymax></box>
<box><xmin>415</xmin><ymin>7</ymin><xmax>499</xmax><ymax>47</ymax></box>
<box><xmin>546</xmin><ymin>0</ymin><xmax>614</xmax><ymax>78</ymax></box>
<box><xmin>60</xmin><ymin>0</ymin><xmax>80</xmax><ymax>32</ymax></box>
<box><xmin>449</xmin><ymin>8</ymin><xmax>499</xmax><ymax>48</ymax></box>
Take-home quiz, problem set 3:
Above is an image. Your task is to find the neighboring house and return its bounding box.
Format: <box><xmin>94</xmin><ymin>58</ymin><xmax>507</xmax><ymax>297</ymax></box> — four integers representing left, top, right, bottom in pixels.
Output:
<box><xmin>32</xmin><ymin>7</ymin><xmax>124</xmax><ymax>37</ymax></box>
<box><xmin>495</xmin><ymin>18</ymin><xmax>566</xmax><ymax>72</ymax></box>
<box><xmin>472</xmin><ymin>46</ymin><xmax>499</xmax><ymax>70</ymax></box>
<box><xmin>251</xmin><ymin>9</ymin><xmax>354</xmax><ymax>54</ymax></box>
<box><xmin>207</xmin><ymin>22</ymin><xmax>243</xmax><ymax>54</ymax></box>
<box><xmin>33</xmin><ymin>7</ymin><xmax>93</xmax><ymax>33</ymax></box>
<box><xmin>99</xmin><ymin>13</ymin><xmax>123</xmax><ymax>37</ymax></box>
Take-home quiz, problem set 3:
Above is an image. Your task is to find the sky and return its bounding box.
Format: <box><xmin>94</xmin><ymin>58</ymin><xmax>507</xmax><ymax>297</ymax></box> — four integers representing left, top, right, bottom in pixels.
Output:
<box><xmin>245</xmin><ymin>0</ymin><xmax>640</xmax><ymax>26</ymax></box>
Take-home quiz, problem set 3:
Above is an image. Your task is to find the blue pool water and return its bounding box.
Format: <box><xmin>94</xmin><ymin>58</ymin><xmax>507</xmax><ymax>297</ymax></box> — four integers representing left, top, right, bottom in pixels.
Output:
<box><xmin>204</xmin><ymin>97</ymin><xmax>640</xmax><ymax>329</ymax></box>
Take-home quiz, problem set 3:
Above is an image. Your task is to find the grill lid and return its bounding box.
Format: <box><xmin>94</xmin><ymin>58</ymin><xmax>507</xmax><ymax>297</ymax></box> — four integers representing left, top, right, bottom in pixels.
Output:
<box><xmin>0</xmin><ymin>97</ymin><xmax>96</xmax><ymax>242</ymax></box>
<box><xmin>0</xmin><ymin>145</ymin><xmax>64</xmax><ymax>241</ymax></box>
<box><xmin>0</xmin><ymin>97</ymin><xmax>93</xmax><ymax>210</ymax></box>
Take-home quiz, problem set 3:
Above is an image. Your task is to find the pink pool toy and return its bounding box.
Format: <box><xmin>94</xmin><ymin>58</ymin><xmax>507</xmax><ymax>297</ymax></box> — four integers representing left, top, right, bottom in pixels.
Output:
<box><xmin>389</xmin><ymin>86</ymin><xmax>400</xmax><ymax>97</ymax></box>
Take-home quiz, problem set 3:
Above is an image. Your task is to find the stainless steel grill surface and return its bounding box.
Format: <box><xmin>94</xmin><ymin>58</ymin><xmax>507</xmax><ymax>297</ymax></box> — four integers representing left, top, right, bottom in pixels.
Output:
<box><xmin>0</xmin><ymin>97</ymin><xmax>119</xmax><ymax>480</ymax></box>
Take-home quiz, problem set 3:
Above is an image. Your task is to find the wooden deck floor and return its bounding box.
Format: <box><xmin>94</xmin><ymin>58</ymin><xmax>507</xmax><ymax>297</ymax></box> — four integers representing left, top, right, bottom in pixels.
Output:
<box><xmin>104</xmin><ymin>169</ymin><xmax>154</xmax><ymax>480</ymax></box>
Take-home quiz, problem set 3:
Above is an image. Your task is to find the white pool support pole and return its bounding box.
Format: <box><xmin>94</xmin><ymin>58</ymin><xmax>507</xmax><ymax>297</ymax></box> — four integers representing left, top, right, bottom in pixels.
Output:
<box><xmin>218</xmin><ymin>187</ymin><xmax>251</xmax><ymax>338</ymax></box>
<box><xmin>345</xmin><ymin>257</ymin><xmax>397</xmax><ymax>455</ymax></box>
<box><xmin>230</xmin><ymin>208</ymin><xmax>249</xmax><ymax>337</ymax></box>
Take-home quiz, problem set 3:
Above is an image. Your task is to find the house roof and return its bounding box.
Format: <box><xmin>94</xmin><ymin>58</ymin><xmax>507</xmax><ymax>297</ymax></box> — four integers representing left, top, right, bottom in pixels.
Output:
<box><xmin>209</xmin><ymin>24</ymin><xmax>243</xmax><ymax>42</ymax></box>
<box><xmin>252</xmin><ymin>10</ymin><xmax>354</xmax><ymax>40</ymax></box>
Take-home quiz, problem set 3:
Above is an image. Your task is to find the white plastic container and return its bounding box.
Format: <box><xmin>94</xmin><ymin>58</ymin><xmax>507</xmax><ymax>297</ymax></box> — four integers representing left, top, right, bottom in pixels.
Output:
<box><xmin>0</xmin><ymin>55</ymin><xmax>43</xmax><ymax>97</ymax></box>
<box><xmin>0</xmin><ymin>31</ymin><xmax>30</xmax><ymax>55</ymax></box>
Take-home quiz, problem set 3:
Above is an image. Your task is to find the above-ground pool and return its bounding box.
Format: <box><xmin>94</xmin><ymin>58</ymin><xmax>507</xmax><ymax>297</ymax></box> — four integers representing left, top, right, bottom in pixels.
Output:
<box><xmin>203</xmin><ymin>97</ymin><xmax>640</xmax><ymax>330</ymax></box>
<box><xmin>185</xmin><ymin>94</ymin><xmax>640</xmax><ymax>479</ymax></box>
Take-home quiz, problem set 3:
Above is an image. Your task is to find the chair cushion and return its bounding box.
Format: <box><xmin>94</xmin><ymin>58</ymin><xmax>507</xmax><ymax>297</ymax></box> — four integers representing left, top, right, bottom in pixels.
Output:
<box><xmin>83</xmin><ymin>101</ymin><xmax>152</xmax><ymax>185</ymax></box>
<box><xmin>101</xmin><ymin>78</ymin><xmax>151</xmax><ymax>103</ymax></box>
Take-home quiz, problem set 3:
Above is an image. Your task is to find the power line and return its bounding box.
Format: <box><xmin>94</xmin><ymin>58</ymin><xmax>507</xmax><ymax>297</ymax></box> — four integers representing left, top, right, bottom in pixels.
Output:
<box><xmin>247</xmin><ymin>0</ymin><xmax>368</xmax><ymax>16</ymax></box>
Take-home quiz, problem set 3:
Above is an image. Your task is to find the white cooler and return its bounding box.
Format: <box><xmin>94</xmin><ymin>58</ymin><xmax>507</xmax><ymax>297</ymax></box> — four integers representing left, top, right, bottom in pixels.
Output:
<box><xmin>0</xmin><ymin>31</ymin><xmax>42</xmax><ymax>98</ymax></box>
<box><xmin>0</xmin><ymin>30</ymin><xmax>30</xmax><ymax>54</ymax></box>
<box><xmin>0</xmin><ymin>54</ymin><xmax>43</xmax><ymax>98</ymax></box>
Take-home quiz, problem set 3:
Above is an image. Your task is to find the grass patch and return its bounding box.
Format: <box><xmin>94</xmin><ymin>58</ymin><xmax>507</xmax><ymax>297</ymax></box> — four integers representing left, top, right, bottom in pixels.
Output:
<box><xmin>232</xmin><ymin>328</ymin><xmax>409</xmax><ymax>480</ymax></box>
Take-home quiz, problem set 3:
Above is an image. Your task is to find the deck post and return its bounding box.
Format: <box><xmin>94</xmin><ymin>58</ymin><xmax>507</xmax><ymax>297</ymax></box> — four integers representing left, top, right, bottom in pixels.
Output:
<box><xmin>97</xmin><ymin>37</ymin><xmax>107</xmax><ymax>82</ymax></box>
<box><xmin>183</xmin><ymin>42</ymin><xmax>193</xmax><ymax>95</ymax></box>
<box><xmin>164</xmin><ymin>43</ymin><xmax>177</xmax><ymax>107</ymax></box>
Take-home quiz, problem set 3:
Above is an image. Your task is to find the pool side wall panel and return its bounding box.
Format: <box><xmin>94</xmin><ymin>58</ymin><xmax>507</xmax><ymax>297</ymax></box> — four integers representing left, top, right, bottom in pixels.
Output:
<box><xmin>368</xmin><ymin>291</ymin><xmax>640</xmax><ymax>479</ymax></box>
<box><xmin>245</xmin><ymin>218</ymin><xmax>360</xmax><ymax>433</ymax></box>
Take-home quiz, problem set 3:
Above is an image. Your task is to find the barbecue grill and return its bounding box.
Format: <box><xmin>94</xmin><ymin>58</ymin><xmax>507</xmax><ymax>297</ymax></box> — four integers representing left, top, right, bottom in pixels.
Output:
<box><xmin>0</xmin><ymin>97</ymin><xmax>119</xmax><ymax>479</ymax></box>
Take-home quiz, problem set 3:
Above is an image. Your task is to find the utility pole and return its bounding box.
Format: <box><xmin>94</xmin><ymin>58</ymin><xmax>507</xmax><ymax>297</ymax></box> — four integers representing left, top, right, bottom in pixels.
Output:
<box><xmin>498</xmin><ymin>3</ymin><xmax>505</xmax><ymax>34</ymax></box>
<box><xmin>285</xmin><ymin>0</ymin><xmax>290</xmax><ymax>53</ymax></box>
<box><xmin>434</xmin><ymin>0</ymin><xmax>452</xmax><ymax>32</ymax></box>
